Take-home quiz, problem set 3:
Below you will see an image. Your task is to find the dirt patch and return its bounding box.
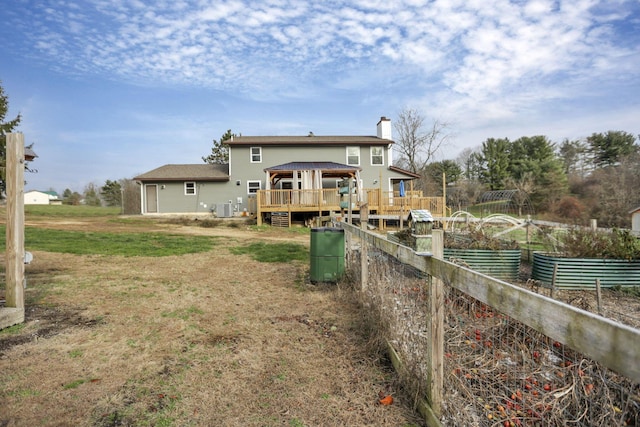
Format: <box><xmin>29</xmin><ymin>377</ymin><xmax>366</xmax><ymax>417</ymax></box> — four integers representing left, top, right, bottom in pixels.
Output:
<box><xmin>0</xmin><ymin>305</ymin><xmax>102</xmax><ymax>357</ymax></box>
<box><xmin>0</xmin><ymin>218</ymin><xmax>424</xmax><ymax>427</ymax></box>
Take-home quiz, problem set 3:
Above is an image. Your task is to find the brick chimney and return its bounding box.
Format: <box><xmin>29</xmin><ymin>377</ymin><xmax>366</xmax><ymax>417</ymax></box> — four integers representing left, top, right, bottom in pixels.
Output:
<box><xmin>377</xmin><ymin>116</ymin><xmax>391</xmax><ymax>140</ymax></box>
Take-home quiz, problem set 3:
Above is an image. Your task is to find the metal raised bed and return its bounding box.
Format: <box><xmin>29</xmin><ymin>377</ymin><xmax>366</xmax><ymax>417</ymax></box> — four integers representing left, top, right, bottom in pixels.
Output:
<box><xmin>532</xmin><ymin>252</ymin><xmax>640</xmax><ymax>290</ymax></box>
<box><xmin>443</xmin><ymin>248</ymin><xmax>521</xmax><ymax>281</ymax></box>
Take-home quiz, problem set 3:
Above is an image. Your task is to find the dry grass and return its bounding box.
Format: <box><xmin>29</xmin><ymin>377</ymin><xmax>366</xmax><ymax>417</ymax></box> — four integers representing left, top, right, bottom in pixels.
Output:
<box><xmin>0</xmin><ymin>216</ymin><xmax>424</xmax><ymax>427</ymax></box>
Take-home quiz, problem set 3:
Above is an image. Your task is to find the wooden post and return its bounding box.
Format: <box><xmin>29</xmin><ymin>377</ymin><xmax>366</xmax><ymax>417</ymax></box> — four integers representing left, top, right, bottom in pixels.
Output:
<box><xmin>442</xmin><ymin>171</ymin><xmax>446</xmax><ymax>217</ymax></box>
<box><xmin>595</xmin><ymin>279</ymin><xmax>603</xmax><ymax>315</ymax></box>
<box><xmin>5</xmin><ymin>133</ymin><xmax>25</xmax><ymax>309</ymax></box>
<box><xmin>360</xmin><ymin>207</ymin><xmax>368</xmax><ymax>292</ymax></box>
<box><xmin>429</xmin><ymin>229</ymin><xmax>444</xmax><ymax>416</ymax></box>
<box><xmin>551</xmin><ymin>263</ymin><xmax>558</xmax><ymax>299</ymax></box>
<box><xmin>256</xmin><ymin>191</ymin><xmax>263</xmax><ymax>226</ymax></box>
<box><xmin>348</xmin><ymin>178</ymin><xmax>353</xmax><ymax>224</ymax></box>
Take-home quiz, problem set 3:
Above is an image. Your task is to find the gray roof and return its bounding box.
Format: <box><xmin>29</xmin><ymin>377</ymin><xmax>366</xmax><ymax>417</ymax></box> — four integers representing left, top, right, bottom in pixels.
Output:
<box><xmin>25</xmin><ymin>147</ymin><xmax>37</xmax><ymax>160</ymax></box>
<box><xmin>265</xmin><ymin>162</ymin><xmax>361</xmax><ymax>172</ymax></box>
<box><xmin>408</xmin><ymin>210</ymin><xmax>434</xmax><ymax>222</ymax></box>
<box><xmin>389</xmin><ymin>165</ymin><xmax>421</xmax><ymax>179</ymax></box>
<box><xmin>135</xmin><ymin>164</ymin><xmax>229</xmax><ymax>182</ymax></box>
<box><xmin>227</xmin><ymin>135</ymin><xmax>392</xmax><ymax>146</ymax></box>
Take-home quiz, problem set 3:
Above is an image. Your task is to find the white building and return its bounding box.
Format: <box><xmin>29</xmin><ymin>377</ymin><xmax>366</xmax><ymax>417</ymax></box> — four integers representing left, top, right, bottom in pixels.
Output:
<box><xmin>24</xmin><ymin>190</ymin><xmax>61</xmax><ymax>205</ymax></box>
<box><xmin>630</xmin><ymin>206</ymin><xmax>640</xmax><ymax>236</ymax></box>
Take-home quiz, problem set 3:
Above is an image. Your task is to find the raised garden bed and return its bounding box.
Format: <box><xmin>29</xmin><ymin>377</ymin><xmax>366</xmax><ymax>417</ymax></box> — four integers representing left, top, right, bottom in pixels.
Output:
<box><xmin>388</xmin><ymin>229</ymin><xmax>522</xmax><ymax>281</ymax></box>
<box><xmin>532</xmin><ymin>252</ymin><xmax>640</xmax><ymax>290</ymax></box>
<box><xmin>444</xmin><ymin>248</ymin><xmax>521</xmax><ymax>281</ymax></box>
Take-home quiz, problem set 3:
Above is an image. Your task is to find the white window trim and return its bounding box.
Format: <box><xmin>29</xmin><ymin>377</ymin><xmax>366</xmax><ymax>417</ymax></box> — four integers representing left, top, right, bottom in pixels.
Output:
<box><xmin>184</xmin><ymin>181</ymin><xmax>196</xmax><ymax>195</ymax></box>
<box><xmin>280</xmin><ymin>180</ymin><xmax>300</xmax><ymax>190</ymax></box>
<box><xmin>250</xmin><ymin>147</ymin><xmax>262</xmax><ymax>163</ymax></box>
<box><xmin>346</xmin><ymin>146</ymin><xmax>360</xmax><ymax>166</ymax></box>
<box><xmin>247</xmin><ymin>180</ymin><xmax>261</xmax><ymax>194</ymax></box>
<box><xmin>370</xmin><ymin>146</ymin><xmax>384</xmax><ymax>166</ymax></box>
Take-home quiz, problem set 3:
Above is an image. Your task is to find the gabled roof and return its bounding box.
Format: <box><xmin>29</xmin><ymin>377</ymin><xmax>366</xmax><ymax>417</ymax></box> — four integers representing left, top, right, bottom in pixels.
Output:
<box><xmin>629</xmin><ymin>206</ymin><xmax>640</xmax><ymax>214</ymax></box>
<box><xmin>135</xmin><ymin>164</ymin><xmax>229</xmax><ymax>182</ymax></box>
<box><xmin>25</xmin><ymin>147</ymin><xmax>37</xmax><ymax>161</ymax></box>
<box><xmin>389</xmin><ymin>165</ymin><xmax>421</xmax><ymax>179</ymax></box>
<box><xmin>408</xmin><ymin>210</ymin><xmax>434</xmax><ymax>223</ymax></box>
<box><xmin>227</xmin><ymin>135</ymin><xmax>392</xmax><ymax>146</ymax></box>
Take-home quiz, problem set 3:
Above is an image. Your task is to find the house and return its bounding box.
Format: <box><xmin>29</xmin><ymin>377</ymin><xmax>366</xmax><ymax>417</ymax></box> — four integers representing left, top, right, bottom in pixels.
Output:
<box><xmin>24</xmin><ymin>190</ymin><xmax>61</xmax><ymax>205</ymax></box>
<box><xmin>135</xmin><ymin>117</ymin><xmax>445</xmax><ymax>227</ymax></box>
<box><xmin>134</xmin><ymin>164</ymin><xmax>230</xmax><ymax>214</ymax></box>
<box><xmin>630</xmin><ymin>206</ymin><xmax>640</xmax><ymax>236</ymax></box>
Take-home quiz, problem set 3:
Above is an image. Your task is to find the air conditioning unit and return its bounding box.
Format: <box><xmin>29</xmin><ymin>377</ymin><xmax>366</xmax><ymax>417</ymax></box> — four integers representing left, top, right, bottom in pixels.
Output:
<box><xmin>216</xmin><ymin>203</ymin><xmax>233</xmax><ymax>218</ymax></box>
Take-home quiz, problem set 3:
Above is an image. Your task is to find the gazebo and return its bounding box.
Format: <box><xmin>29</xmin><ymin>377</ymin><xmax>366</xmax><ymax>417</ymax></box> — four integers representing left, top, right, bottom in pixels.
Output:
<box><xmin>264</xmin><ymin>161</ymin><xmax>362</xmax><ymax>191</ymax></box>
<box><xmin>256</xmin><ymin>162</ymin><xmax>362</xmax><ymax>226</ymax></box>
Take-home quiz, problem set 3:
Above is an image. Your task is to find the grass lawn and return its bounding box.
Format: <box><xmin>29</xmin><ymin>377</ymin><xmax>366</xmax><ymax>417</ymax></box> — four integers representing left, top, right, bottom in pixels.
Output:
<box><xmin>0</xmin><ymin>209</ymin><xmax>424</xmax><ymax>427</ymax></box>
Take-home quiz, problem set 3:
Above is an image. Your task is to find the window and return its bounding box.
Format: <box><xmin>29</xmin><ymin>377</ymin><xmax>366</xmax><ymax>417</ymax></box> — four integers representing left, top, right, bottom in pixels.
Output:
<box><xmin>346</xmin><ymin>146</ymin><xmax>360</xmax><ymax>165</ymax></box>
<box><xmin>248</xmin><ymin>180</ymin><xmax>261</xmax><ymax>194</ymax></box>
<box><xmin>371</xmin><ymin>146</ymin><xmax>384</xmax><ymax>165</ymax></box>
<box><xmin>184</xmin><ymin>182</ymin><xmax>196</xmax><ymax>195</ymax></box>
<box><xmin>250</xmin><ymin>147</ymin><xmax>262</xmax><ymax>163</ymax></box>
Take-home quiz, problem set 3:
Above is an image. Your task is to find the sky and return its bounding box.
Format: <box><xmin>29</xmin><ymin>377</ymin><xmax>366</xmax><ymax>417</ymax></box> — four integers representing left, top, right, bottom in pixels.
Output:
<box><xmin>1</xmin><ymin>0</ymin><xmax>639</xmax><ymax>194</ymax></box>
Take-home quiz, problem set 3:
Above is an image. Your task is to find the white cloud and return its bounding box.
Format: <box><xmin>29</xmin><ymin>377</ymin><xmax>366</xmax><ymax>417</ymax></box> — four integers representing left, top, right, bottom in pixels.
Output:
<box><xmin>5</xmin><ymin>0</ymin><xmax>640</xmax><ymax>140</ymax></box>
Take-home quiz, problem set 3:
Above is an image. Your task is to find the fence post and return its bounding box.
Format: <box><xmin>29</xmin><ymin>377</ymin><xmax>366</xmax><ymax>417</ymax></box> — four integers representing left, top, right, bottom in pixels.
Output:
<box><xmin>429</xmin><ymin>229</ymin><xmax>444</xmax><ymax>416</ymax></box>
<box><xmin>551</xmin><ymin>263</ymin><xmax>558</xmax><ymax>299</ymax></box>
<box><xmin>595</xmin><ymin>279</ymin><xmax>602</xmax><ymax>315</ymax></box>
<box><xmin>5</xmin><ymin>133</ymin><xmax>25</xmax><ymax>309</ymax></box>
<box><xmin>360</xmin><ymin>212</ymin><xmax>368</xmax><ymax>292</ymax></box>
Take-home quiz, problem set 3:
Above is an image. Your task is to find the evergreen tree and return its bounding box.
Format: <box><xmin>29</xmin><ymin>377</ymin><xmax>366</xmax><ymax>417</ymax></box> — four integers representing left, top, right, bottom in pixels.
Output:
<box><xmin>100</xmin><ymin>179</ymin><xmax>122</xmax><ymax>207</ymax></box>
<box><xmin>203</xmin><ymin>129</ymin><xmax>235</xmax><ymax>164</ymax></box>
<box><xmin>0</xmin><ymin>81</ymin><xmax>22</xmax><ymax>192</ymax></box>
<box><xmin>587</xmin><ymin>131</ymin><xmax>638</xmax><ymax>168</ymax></box>
<box><xmin>480</xmin><ymin>138</ymin><xmax>511</xmax><ymax>190</ymax></box>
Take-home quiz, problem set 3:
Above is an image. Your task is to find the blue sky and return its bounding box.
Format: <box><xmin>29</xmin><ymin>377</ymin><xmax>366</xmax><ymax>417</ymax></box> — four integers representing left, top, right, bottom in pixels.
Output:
<box><xmin>1</xmin><ymin>0</ymin><xmax>639</xmax><ymax>194</ymax></box>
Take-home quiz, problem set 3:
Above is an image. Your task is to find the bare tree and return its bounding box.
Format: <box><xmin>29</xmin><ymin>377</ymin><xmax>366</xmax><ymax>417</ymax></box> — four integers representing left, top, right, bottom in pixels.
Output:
<box><xmin>504</xmin><ymin>172</ymin><xmax>535</xmax><ymax>217</ymax></box>
<box><xmin>393</xmin><ymin>107</ymin><xmax>454</xmax><ymax>174</ymax></box>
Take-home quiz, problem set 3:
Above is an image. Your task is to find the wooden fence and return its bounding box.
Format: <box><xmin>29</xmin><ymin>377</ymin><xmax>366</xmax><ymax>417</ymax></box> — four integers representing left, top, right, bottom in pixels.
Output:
<box><xmin>336</xmin><ymin>222</ymin><xmax>640</xmax><ymax>426</ymax></box>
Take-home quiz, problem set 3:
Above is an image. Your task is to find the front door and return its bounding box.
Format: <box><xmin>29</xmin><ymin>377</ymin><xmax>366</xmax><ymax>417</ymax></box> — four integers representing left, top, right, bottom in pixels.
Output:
<box><xmin>145</xmin><ymin>185</ymin><xmax>158</xmax><ymax>213</ymax></box>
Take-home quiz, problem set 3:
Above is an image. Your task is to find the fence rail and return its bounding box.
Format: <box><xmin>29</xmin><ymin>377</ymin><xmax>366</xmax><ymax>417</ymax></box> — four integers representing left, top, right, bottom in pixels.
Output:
<box><xmin>337</xmin><ymin>222</ymin><xmax>640</xmax><ymax>426</ymax></box>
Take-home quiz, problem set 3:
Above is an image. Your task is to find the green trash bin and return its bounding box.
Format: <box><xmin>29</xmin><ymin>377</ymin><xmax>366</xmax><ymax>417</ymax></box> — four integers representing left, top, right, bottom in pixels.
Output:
<box><xmin>310</xmin><ymin>227</ymin><xmax>345</xmax><ymax>283</ymax></box>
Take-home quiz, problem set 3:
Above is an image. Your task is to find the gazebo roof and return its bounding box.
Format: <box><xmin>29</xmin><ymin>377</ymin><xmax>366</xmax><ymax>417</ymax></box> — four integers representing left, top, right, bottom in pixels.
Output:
<box><xmin>264</xmin><ymin>162</ymin><xmax>361</xmax><ymax>178</ymax></box>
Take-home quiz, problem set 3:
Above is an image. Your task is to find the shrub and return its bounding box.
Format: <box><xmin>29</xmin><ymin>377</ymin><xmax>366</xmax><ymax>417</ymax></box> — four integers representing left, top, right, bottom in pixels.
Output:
<box><xmin>560</xmin><ymin>227</ymin><xmax>640</xmax><ymax>260</ymax></box>
<box><xmin>444</xmin><ymin>229</ymin><xmax>520</xmax><ymax>250</ymax></box>
<box><xmin>553</xmin><ymin>196</ymin><xmax>585</xmax><ymax>223</ymax></box>
<box><xmin>394</xmin><ymin>227</ymin><xmax>519</xmax><ymax>250</ymax></box>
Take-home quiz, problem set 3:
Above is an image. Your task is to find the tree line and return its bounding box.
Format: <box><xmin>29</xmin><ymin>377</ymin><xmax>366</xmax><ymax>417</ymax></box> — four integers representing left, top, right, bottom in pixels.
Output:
<box><xmin>3</xmin><ymin>77</ymin><xmax>638</xmax><ymax>226</ymax></box>
<box><xmin>393</xmin><ymin>108</ymin><xmax>640</xmax><ymax>228</ymax></box>
<box><xmin>57</xmin><ymin>179</ymin><xmax>140</xmax><ymax>213</ymax></box>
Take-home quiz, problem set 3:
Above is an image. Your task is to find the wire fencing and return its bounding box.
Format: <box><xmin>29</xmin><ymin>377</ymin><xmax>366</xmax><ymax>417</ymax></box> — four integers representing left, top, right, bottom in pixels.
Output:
<box><xmin>341</xmin><ymin>223</ymin><xmax>640</xmax><ymax>427</ymax></box>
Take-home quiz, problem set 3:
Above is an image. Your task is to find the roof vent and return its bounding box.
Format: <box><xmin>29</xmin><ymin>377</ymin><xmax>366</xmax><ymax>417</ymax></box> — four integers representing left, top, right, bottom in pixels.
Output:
<box><xmin>308</xmin><ymin>132</ymin><xmax>314</xmax><ymax>137</ymax></box>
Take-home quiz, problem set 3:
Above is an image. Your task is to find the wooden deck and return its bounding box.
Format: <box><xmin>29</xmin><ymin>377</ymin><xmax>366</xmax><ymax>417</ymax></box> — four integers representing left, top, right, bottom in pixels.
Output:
<box><xmin>254</xmin><ymin>188</ymin><xmax>446</xmax><ymax>227</ymax></box>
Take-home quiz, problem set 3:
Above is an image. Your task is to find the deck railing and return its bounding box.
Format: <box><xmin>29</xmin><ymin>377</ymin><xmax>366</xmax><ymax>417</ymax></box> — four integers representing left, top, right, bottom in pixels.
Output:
<box><xmin>256</xmin><ymin>188</ymin><xmax>447</xmax><ymax>217</ymax></box>
<box><xmin>257</xmin><ymin>188</ymin><xmax>341</xmax><ymax>209</ymax></box>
